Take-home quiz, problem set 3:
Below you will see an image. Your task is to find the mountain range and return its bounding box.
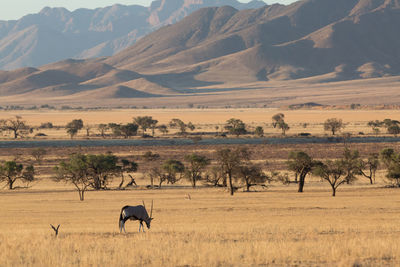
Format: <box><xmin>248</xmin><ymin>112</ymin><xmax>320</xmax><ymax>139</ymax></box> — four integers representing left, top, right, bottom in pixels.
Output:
<box><xmin>0</xmin><ymin>0</ymin><xmax>266</xmax><ymax>70</ymax></box>
<box><xmin>1</xmin><ymin>0</ymin><xmax>400</xmax><ymax>107</ymax></box>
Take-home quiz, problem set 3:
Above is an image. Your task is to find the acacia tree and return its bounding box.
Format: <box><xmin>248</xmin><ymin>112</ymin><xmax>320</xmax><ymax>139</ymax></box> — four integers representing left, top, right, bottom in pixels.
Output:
<box><xmin>383</xmin><ymin>119</ymin><xmax>400</xmax><ymax>136</ymax></box>
<box><xmin>142</xmin><ymin>151</ymin><xmax>161</xmax><ymax>188</ymax></box>
<box><xmin>204</xmin><ymin>166</ymin><xmax>225</xmax><ymax>187</ymax></box>
<box><xmin>255</xmin><ymin>126</ymin><xmax>264</xmax><ymax>137</ymax></box>
<box><xmin>225</xmin><ymin>118</ymin><xmax>247</xmax><ymax>137</ymax></box>
<box><xmin>1</xmin><ymin>116</ymin><xmax>30</xmax><ymax>139</ymax></box>
<box><xmin>235</xmin><ymin>163</ymin><xmax>268</xmax><ymax>191</ymax></box>
<box><xmin>287</xmin><ymin>151</ymin><xmax>315</xmax><ymax>193</ymax></box>
<box><xmin>119</xmin><ymin>123</ymin><xmax>139</xmax><ymax>138</ymax></box>
<box><xmin>380</xmin><ymin>148</ymin><xmax>400</xmax><ymax>187</ymax></box>
<box><xmin>367</xmin><ymin>120</ymin><xmax>383</xmax><ymax>135</ymax></box>
<box><xmin>98</xmin><ymin>124</ymin><xmax>109</xmax><ymax>138</ymax></box>
<box><xmin>324</xmin><ymin>118</ymin><xmax>344</xmax><ymax>135</ymax></box>
<box><xmin>158</xmin><ymin>125</ymin><xmax>169</xmax><ymax>135</ymax></box>
<box><xmin>0</xmin><ymin>161</ymin><xmax>35</xmax><ymax>189</ymax></box>
<box><xmin>54</xmin><ymin>154</ymin><xmax>90</xmax><ymax>201</ymax></box>
<box><xmin>272</xmin><ymin>113</ymin><xmax>289</xmax><ymax>135</ymax></box>
<box><xmin>161</xmin><ymin>159</ymin><xmax>185</xmax><ymax>186</ymax></box>
<box><xmin>313</xmin><ymin>160</ymin><xmax>349</xmax><ymax>197</ymax></box>
<box><xmin>134</xmin><ymin>116</ymin><xmax>158</xmax><ymax>136</ymax></box>
<box><xmin>277</xmin><ymin>121</ymin><xmax>290</xmax><ymax>136</ymax></box>
<box><xmin>66</xmin><ymin>119</ymin><xmax>83</xmax><ymax>139</ymax></box>
<box><xmin>184</xmin><ymin>153</ymin><xmax>210</xmax><ymax>188</ymax></box>
<box><xmin>272</xmin><ymin>113</ymin><xmax>285</xmax><ymax>128</ymax></box>
<box><xmin>86</xmin><ymin>153</ymin><xmax>120</xmax><ymax>190</ymax></box>
<box><xmin>342</xmin><ymin>148</ymin><xmax>361</xmax><ymax>184</ymax></box>
<box><xmin>216</xmin><ymin>147</ymin><xmax>251</xmax><ymax>195</ymax></box>
<box><xmin>169</xmin><ymin>119</ymin><xmax>187</xmax><ymax>135</ymax></box>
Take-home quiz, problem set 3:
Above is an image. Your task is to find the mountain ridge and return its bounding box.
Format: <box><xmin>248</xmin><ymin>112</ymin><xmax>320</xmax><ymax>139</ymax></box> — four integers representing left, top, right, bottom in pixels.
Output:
<box><xmin>1</xmin><ymin>0</ymin><xmax>400</xmax><ymax>107</ymax></box>
<box><xmin>0</xmin><ymin>0</ymin><xmax>266</xmax><ymax>70</ymax></box>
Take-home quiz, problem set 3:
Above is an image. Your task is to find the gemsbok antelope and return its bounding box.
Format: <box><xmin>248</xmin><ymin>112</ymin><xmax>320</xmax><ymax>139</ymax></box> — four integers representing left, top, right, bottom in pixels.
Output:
<box><xmin>119</xmin><ymin>200</ymin><xmax>153</xmax><ymax>233</ymax></box>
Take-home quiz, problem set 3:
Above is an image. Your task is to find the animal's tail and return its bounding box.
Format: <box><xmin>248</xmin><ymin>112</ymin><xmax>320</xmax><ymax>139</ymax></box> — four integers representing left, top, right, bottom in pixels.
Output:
<box><xmin>119</xmin><ymin>207</ymin><xmax>125</xmax><ymax>231</ymax></box>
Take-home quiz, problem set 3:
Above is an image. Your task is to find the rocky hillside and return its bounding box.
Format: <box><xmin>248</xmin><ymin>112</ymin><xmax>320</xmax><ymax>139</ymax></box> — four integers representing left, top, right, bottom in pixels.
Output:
<box><xmin>0</xmin><ymin>0</ymin><xmax>266</xmax><ymax>70</ymax></box>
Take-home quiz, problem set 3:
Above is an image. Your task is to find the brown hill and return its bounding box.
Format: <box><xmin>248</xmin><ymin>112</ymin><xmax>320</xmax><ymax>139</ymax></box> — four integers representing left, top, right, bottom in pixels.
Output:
<box><xmin>1</xmin><ymin>0</ymin><xmax>400</xmax><ymax>107</ymax></box>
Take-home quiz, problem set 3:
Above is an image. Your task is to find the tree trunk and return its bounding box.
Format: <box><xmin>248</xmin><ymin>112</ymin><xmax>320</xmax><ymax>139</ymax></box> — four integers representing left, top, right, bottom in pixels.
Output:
<box><xmin>298</xmin><ymin>176</ymin><xmax>305</xmax><ymax>192</ymax></box>
<box><xmin>228</xmin><ymin>172</ymin><xmax>234</xmax><ymax>196</ymax></box>
<box><xmin>13</xmin><ymin>130</ymin><xmax>18</xmax><ymax>139</ymax></box>
<box><xmin>246</xmin><ymin>181</ymin><xmax>250</xmax><ymax>192</ymax></box>
<box><xmin>78</xmin><ymin>189</ymin><xmax>85</xmax><ymax>201</ymax></box>
<box><xmin>191</xmin><ymin>176</ymin><xmax>196</xmax><ymax>188</ymax></box>
<box><xmin>8</xmin><ymin>179</ymin><xmax>14</xmax><ymax>190</ymax></box>
<box><xmin>331</xmin><ymin>185</ymin><xmax>336</xmax><ymax>197</ymax></box>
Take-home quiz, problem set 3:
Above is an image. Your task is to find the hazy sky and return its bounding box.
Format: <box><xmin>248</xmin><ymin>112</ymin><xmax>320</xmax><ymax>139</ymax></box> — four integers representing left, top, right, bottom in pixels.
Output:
<box><xmin>0</xmin><ymin>0</ymin><xmax>297</xmax><ymax>21</ymax></box>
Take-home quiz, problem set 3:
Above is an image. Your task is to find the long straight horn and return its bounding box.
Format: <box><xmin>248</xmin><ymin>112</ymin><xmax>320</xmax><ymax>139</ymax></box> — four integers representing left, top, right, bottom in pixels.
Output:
<box><xmin>142</xmin><ymin>200</ymin><xmax>146</xmax><ymax>210</ymax></box>
<box><xmin>150</xmin><ymin>200</ymin><xmax>153</xmax><ymax>218</ymax></box>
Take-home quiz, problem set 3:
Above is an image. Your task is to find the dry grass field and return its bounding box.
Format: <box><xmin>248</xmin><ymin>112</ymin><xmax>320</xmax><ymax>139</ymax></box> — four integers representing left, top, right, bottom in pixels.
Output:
<box><xmin>1</xmin><ymin>141</ymin><xmax>400</xmax><ymax>266</ymax></box>
<box><xmin>1</xmin><ymin>109</ymin><xmax>400</xmax><ymax>266</ymax></box>
<box><xmin>1</xmin><ymin>184</ymin><xmax>400</xmax><ymax>266</ymax></box>
<box><xmin>1</xmin><ymin>108</ymin><xmax>400</xmax><ymax>139</ymax></box>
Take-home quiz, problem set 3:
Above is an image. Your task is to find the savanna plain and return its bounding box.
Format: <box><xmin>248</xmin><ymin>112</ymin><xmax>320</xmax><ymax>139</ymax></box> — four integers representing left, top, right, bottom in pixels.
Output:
<box><xmin>1</xmin><ymin>109</ymin><xmax>400</xmax><ymax>266</ymax></box>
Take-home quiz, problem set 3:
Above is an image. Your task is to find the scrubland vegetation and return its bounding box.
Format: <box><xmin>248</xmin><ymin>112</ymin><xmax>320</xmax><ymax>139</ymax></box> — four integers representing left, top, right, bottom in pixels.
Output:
<box><xmin>1</xmin><ymin>109</ymin><xmax>400</xmax><ymax>265</ymax></box>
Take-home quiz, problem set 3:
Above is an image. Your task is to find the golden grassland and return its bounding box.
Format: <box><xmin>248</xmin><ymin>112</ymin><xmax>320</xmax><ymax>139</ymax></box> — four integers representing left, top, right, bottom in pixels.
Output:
<box><xmin>1</xmin><ymin>141</ymin><xmax>400</xmax><ymax>266</ymax></box>
<box><xmin>1</xmin><ymin>108</ymin><xmax>400</xmax><ymax>139</ymax></box>
<box><xmin>1</xmin><ymin>180</ymin><xmax>400</xmax><ymax>266</ymax></box>
<box><xmin>1</xmin><ymin>109</ymin><xmax>400</xmax><ymax>266</ymax></box>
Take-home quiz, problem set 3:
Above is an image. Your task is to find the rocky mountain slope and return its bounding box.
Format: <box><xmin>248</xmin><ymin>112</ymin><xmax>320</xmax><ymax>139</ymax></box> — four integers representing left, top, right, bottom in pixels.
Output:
<box><xmin>0</xmin><ymin>0</ymin><xmax>266</xmax><ymax>70</ymax></box>
<box><xmin>1</xmin><ymin>0</ymin><xmax>400</xmax><ymax>106</ymax></box>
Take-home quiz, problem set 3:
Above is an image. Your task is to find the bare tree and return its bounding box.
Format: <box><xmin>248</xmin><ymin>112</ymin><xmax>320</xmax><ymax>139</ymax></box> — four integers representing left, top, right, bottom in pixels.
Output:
<box><xmin>31</xmin><ymin>148</ymin><xmax>47</xmax><ymax>164</ymax></box>
<box><xmin>119</xmin><ymin>159</ymin><xmax>138</xmax><ymax>189</ymax></box>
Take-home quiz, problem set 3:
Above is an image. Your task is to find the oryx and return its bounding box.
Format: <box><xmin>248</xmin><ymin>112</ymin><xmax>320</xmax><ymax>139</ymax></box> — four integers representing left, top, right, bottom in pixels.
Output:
<box><xmin>119</xmin><ymin>200</ymin><xmax>153</xmax><ymax>233</ymax></box>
